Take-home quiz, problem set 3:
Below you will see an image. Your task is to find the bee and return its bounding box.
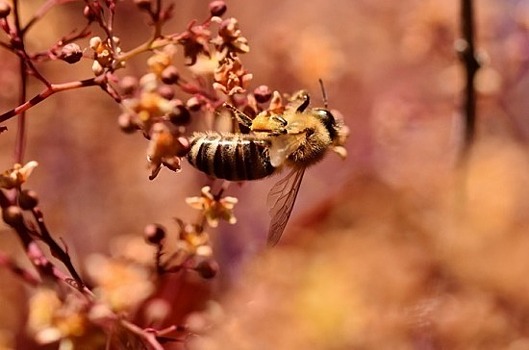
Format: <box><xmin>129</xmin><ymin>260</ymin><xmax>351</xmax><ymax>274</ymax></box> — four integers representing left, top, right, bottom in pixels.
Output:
<box><xmin>187</xmin><ymin>87</ymin><xmax>347</xmax><ymax>246</ymax></box>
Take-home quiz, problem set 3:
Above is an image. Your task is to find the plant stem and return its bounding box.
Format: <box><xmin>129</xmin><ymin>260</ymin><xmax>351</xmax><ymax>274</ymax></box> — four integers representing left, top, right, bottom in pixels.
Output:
<box><xmin>458</xmin><ymin>0</ymin><xmax>480</xmax><ymax>158</ymax></box>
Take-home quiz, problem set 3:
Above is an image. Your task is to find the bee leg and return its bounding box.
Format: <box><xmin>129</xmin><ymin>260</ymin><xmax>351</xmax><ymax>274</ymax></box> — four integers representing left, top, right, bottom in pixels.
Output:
<box><xmin>223</xmin><ymin>103</ymin><xmax>253</xmax><ymax>129</ymax></box>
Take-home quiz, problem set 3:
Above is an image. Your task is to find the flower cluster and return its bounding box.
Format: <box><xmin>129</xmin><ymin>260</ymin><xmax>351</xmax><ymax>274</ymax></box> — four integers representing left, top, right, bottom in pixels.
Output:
<box><xmin>89</xmin><ymin>36</ymin><xmax>124</xmax><ymax>76</ymax></box>
<box><xmin>0</xmin><ymin>161</ymin><xmax>38</xmax><ymax>189</ymax></box>
<box><xmin>186</xmin><ymin>186</ymin><xmax>238</xmax><ymax>228</ymax></box>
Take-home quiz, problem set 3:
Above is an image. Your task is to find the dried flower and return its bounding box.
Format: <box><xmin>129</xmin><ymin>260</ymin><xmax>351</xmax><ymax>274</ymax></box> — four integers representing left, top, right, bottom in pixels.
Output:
<box><xmin>186</xmin><ymin>186</ymin><xmax>238</xmax><ymax>227</ymax></box>
<box><xmin>27</xmin><ymin>289</ymin><xmax>90</xmax><ymax>345</ymax></box>
<box><xmin>147</xmin><ymin>123</ymin><xmax>188</xmax><ymax>180</ymax></box>
<box><xmin>85</xmin><ymin>254</ymin><xmax>154</xmax><ymax>312</ymax></box>
<box><xmin>147</xmin><ymin>46</ymin><xmax>176</xmax><ymax>76</ymax></box>
<box><xmin>213</xmin><ymin>56</ymin><xmax>253</xmax><ymax>95</ymax></box>
<box><xmin>180</xmin><ymin>23</ymin><xmax>212</xmax><ymax>66</ymax></box>
<box><xmin>89</xmin><ymin>36</ymin><xmax>124</xmax><ymax>75</ymax></box>
<box><xmin>213</xmin><ymin>18</ymin><xmax>250</xmax><ymax>55</ymax></box>
<box><xmin>0</xmin><ymin>161</ymin><xmax>38</xmax><ymax>189</ymax></box>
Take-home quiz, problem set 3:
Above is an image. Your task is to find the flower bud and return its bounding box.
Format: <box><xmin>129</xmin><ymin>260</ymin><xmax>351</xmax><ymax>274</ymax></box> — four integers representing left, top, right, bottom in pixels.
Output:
<box><xmin>118</xmin><ymin>113</ymin><xmax>137</xmax><ymax>134</ymax></box>
<box><xmin>195</xmin><ymin>258</ymin><xmax>219</xmax><ymax>279</ymax></box>
<box><xmin>119</xmin><ymin>76</ymin><xmax>139</xmax><ymax>96</ymax></box>
<box><xmin>168</xmin><ymin>105</ymin><xmax>191</xmax><ymax>126</ymax></box>
<box><xmin>83</xmin><ymin>5</ymin><xmax>97</xmax><ymax>22</ymax></box>
<box><xmin>19</xmin><ymin>189</ymin><xmax>39</xmax><ymax>210</ymax></box>
<box><xmin>209</xmin><ymin>1</ymin><xmax>227</xmax><ymax>17</ymax></box>
<box><xmin>59</xmin><ymin>43</ymin><xmax>82</xmax><ymax>64</ymax></box>
<box><xmin>160</xmin><ymin>66</ymin><xmax>180</xmax><ymax>85</ymax></box>
<box><xmin>0</xmin><ymin>1</ymin><xmax>11</xmax><ymax>18</ymax></box>
<box><xmin>254</xmin><ymin>85</ymin><xmax>272</xmax><ymax>103</ymax></box>
<box><xmin>144</xmin><ymin>223</ymin><xmax>166</xmax><ymax>245</ymax></box>
<box><xmin>2</xmin><ymin>206</ymin><xmax>23</xmax><ymax>227</ymax></box>
<box><xmin>134</xmin><ymin>0</ymin><xmax>152</xmax><ymax>11</ymax></box>
<box><xmin>186</xmin><ymin>96</ymin><xmax>202</xmax><ymax>112</ymax></box>
<box><xmin>157</xmin><ymin>85</ymin><xmax>175</xmax><ymax>100</ymax></box>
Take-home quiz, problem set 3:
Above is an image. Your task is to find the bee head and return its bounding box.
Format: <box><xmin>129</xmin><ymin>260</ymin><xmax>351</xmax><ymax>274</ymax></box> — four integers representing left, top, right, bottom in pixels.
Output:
<box><xmin>312</xmin><ymin>108</ymin><xmax>338</xmax><ymax>141</ymax></box>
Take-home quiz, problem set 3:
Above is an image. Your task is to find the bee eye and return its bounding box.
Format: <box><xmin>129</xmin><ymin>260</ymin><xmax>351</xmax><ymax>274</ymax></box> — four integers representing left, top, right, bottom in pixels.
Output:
<box><xmin>313</xmin><ymin>108</ymin><xmax>337</xmax><ymax>140</ymax></box>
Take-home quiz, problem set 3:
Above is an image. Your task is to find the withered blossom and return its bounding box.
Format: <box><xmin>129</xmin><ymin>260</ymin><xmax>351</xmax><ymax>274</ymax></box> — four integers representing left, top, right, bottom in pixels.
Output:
<box><xmin>179</xmin><ymin>22</ymin><xmax>212</xmax><ymax>66</ymax></box>
<box><xmin>0</xmin><ymin>161</ymin><xmax>38</xmax><ymax>189</ymax></box>
<box><xmin>85</xmin><ymin>254</ymin><xmax>154</xmax><ymax>313</ymax></box>
<box><xmin>212</xmin><ymin>17</ymin><xmax>250</xmax><ymax>55</ymax></box>
<box><xmin>213</xmin><ymin>56</ymin><xmax>253</xmax><ymax>95</ymax></box>
<box><xmin>147</xmin><ymin>122</ymin><xmax>187</xmax><ymax>180</ymax></box>
<box><xmin>176</xmin><ymin>221</ymin><xmax>212</xmax><ymax>258</ymax></box>
<box><xmin>147</xmin><ymin>45</ymin><xmax>178</xmax><ymax>76</ymax></box>
<box><xmin>89</xmin><ymin>36</ymin><xmax>124</xmax><ymax>75</ymax></box>
<box><xmin>185</xmin><ymin>186</ymin><xmax>238</xmax><ymax>227</ymax></box>
<box><xmin>27</xmin><ymin>288</ymin><xmax>91</xmax><ymax>346</ymax></box>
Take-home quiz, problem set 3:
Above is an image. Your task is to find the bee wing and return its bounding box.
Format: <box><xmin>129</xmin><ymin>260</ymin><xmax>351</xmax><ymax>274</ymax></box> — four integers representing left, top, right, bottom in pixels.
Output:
<box><xmin>268</xmin><ymin>132</ymin><xmax>306</xmax><ymax>167</ymax></box>
<box><xmin>266</xmin><ymin>167</ymin><xmax>306</xmax><ymax>246</ymax></box>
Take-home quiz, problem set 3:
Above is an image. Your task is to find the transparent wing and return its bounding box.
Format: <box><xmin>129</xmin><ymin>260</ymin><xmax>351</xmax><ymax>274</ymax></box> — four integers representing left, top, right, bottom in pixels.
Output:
<box><xmin>268</xmin><ymin>132</ymin><xmax>306</xmax><ymax>167</ymax></box>
<box><xmin>266</xmin><ymin>167</ymin><xmax>306</xmax><ymax>246</ymax></box>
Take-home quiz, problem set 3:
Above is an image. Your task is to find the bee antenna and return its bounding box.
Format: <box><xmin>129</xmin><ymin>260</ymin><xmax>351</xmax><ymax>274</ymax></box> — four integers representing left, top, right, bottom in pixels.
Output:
<box><xmin>318</xmin><ymin>79</ymin><xmax>328</xmax><ymax>109</ymax></box>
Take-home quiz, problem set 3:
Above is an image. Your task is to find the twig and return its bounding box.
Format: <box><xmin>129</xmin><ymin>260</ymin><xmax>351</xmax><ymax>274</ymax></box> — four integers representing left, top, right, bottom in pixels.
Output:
<box><xmin>120</xmin><ymin>320</ymin><xmax>165</xmax><ymax>350</ymax></box>
<box><xmin>0</xmin><ymin>250</ymin><xmax>40</xmax><ymax>286</ymax></box>
<box><xmin>22</xmin><ymin>0</ymin><xmax>78</xmax><ymax>35</ymax></box>
<box><xmin>12</xmin><ymin>0</ymin><xmax>27</xmax><ymax>164</ymax></box>
<box><xmin>457</xmin><ymin>0</ymin><xmax>480</xmax><ymax>159</ymax></box>
<box><xmin>0</xmin><ymin>77</ymin><xmax>106</xmax><ymax>124</ymax></box>
<box><xmin>31</xmin><ymin>207</ymin><xmax>87</xmax><ymax>292</ymax></box>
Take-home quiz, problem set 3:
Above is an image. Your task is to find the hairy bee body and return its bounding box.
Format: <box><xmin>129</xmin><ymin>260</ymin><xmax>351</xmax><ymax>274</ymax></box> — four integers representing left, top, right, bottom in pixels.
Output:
<box><xmin>187</xmin><ymin>133</ymin><xmax>276</xmax><ymax>181</ymax></box>
<box><xmin>186</xmin><ymin>89</ymin><xmax>346</xmax><ymax>246</ymax></box>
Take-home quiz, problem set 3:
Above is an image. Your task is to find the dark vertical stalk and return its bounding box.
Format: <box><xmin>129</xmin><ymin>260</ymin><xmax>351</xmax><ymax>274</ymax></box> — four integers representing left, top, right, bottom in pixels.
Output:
<box><xmin>458</xmin><ymin>0</ymin><xmax>480</xmax><ymax>159</ymax></box>
<box><xmin>12</xmin><ymin>0</ymin><xmax>27</xmax><ymax>164</ymax></box>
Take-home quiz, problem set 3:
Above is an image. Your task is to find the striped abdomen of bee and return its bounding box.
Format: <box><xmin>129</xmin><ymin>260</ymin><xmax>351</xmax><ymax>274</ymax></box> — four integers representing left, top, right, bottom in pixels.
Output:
<box><xmin>187</xmin><ymin>132</ymin><xmax>276</xmax><ymax>181</ymax></box>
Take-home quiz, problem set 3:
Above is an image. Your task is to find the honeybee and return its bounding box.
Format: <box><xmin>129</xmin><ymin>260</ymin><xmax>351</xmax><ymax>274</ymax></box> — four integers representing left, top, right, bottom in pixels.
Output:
<box><xmin>187</xmin><ymin>89</ymin><xmax>347</xmax><ymax>246</ymax></box>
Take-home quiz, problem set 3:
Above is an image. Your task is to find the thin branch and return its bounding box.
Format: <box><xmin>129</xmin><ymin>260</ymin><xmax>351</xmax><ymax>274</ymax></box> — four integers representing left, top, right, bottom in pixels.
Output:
<box><xmin>31</xmin><ymin>207</ymin><xmax>87</xmax><ymax>292</ymax></box>
<box><xmin>0</xmin><ymin>250</ymin><xmax>40</xmax><ymax>286</ymax></box>
<box><xmin>120</xmin><ymin>320</ymin><xmax>165</xmax><ymax>350</ymax></box>
<box><xmin>0</xmin><ymin>78</ymin><xmax>101</xmax><ymax>124</ymax></box>
<box><xmin>22</xmin><ymin>0</ymin><xmax>78</xmax><ymax>34</ymax></box>
<box><xmin>12</xmin><ymin>0</ymin><xmax>27</xmax><ymax>164</ymax></box>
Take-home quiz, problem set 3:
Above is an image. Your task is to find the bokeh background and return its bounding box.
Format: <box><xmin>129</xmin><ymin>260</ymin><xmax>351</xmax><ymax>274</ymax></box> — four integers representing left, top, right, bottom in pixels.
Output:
<box><xmin>2</xmin><ymin>0</ymin><xmax>529</xmax><ymax>348</ymax></box>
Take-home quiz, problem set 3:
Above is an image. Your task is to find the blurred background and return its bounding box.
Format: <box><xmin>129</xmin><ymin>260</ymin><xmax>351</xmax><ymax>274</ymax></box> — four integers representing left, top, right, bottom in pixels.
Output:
<box><xmin>2</xmin><ymin>0</ymin><xmax>529</xmax><ymax>348</ymax></box>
